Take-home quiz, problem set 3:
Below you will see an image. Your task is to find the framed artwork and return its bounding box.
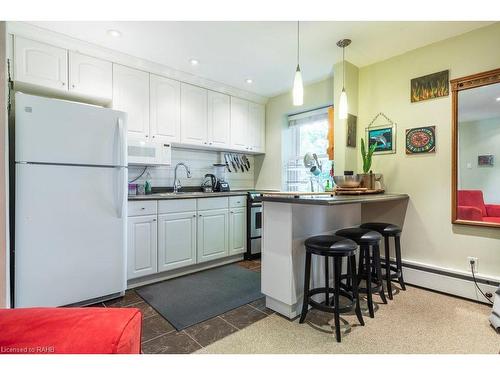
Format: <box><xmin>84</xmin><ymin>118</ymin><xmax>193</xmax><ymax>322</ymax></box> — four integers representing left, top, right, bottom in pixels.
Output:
<box><xmin>346</xmin><ymin>114</ymin><xmax>357</xmax><ymax>148</ymax></box>
<box><xmin>411</xmin><ymin>70</ymin><xmax>449</xmax><ymax>102</ymax></box>
<box><xmin>366</xmin><ymin>124</ymin><xmax>396</xmax><ymax>154</ymax></box>
<box><xmin>405</xmin><ymin>126</ymin><xmax>436</xmax><ymax>154</ymax></box>
<box><xmin>478</xmin><ymin>154</ymin><xmax>494</xmax><ymax>166</ymax></box>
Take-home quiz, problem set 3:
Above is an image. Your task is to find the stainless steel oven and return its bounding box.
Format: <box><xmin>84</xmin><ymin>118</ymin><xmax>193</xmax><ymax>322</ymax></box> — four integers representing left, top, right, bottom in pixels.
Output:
<box><xmin>246</xmin><ymin>192</ymin><xmax>262</xmax><ymax>260</ymax></box>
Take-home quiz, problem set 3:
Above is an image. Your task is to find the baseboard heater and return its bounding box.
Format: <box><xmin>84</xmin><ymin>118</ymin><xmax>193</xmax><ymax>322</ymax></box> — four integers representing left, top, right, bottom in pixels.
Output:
<box><xmin>388</xmin><ymin>259</ymin><xmax>499</xmax><ymax>331</ymax></box>
<box><xmin>391</xmin><ymin>259</ymin><xmax>500</xmax><ymax>331</ymax></box>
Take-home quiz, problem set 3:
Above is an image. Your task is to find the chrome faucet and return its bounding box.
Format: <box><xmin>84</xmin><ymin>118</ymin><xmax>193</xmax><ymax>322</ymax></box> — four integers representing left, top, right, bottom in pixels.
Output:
<box><xmin>173</xmin><ymin>162</ymin><xmax>192</xmax><ymax>193</ymax></box>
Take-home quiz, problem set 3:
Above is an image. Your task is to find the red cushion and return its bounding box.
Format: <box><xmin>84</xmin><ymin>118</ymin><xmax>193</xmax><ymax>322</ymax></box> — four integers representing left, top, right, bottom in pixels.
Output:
<box><xmin>457</xmin><ymin>190</ymin><xmax>487</xmax><ymax>217</ymax></box>
<box><xmin>482</xmin><ymin>217</ymin><xmax>500</xmax><ymax>224</ymax></box>
<box><xmin>0</xmin><ymin>307</ymin><xmax>142</xmax><ymax>354</ymax></box>
<box><xmin>457</xmin><ymin>206</ymin><xmax>483</xmax><ymax>221</ymax></box>
<box><xmin>485</xmin><ymin>204</ymin><xmax>500</xmax><ymax>218</ymax></box>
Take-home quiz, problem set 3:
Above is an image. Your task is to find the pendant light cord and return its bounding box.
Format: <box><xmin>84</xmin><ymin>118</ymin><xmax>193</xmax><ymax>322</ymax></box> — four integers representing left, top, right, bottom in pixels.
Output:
<box><xmin>342</xmin><ymin>45</ymin><xmax>345</xmax><ymax>89</ymax></box>
<box><xmin>297</xmin><ymin>21</ymin><xmax>300</xmax><ymax>65</ymax></box>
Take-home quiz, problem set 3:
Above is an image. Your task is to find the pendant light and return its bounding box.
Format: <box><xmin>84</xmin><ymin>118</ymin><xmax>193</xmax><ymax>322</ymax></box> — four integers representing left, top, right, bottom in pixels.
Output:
<box><xmin>337</xmin><ymin>39</ymin><xmax>351</xmax><ymax>120</ymax></box>
<box><xmin>293</xmin><ymin>21</ymin><xmax>304</xmax><ymax>106</ymax></box>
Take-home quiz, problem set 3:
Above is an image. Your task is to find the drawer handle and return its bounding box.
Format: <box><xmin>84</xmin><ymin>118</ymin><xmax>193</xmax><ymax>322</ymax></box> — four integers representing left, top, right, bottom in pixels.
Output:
<box><xmin>141</xmin><ymin>207</ymin><xmax>145</xmax><ymax>210</ymax></box>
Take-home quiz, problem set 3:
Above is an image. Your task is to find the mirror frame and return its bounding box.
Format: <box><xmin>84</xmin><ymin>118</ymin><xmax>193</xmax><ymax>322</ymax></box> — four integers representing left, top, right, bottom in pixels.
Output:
<box><xmin>451</xmin><ymin>67</ymin><xmax>500</xmax><ymax>227</ymax></box>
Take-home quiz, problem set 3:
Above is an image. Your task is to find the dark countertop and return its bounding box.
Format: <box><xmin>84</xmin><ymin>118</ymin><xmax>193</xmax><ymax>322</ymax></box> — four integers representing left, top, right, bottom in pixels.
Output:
<box><xmin>128</xmin><ymin>189</ymin><xmax>278</xmax><ymax>201</ymax></box>
<box><xmin>129</xmin><ymin>191</ymin><xmax>250</xmax><ymax>201</ymax></box>
<box><xmin>260</xmin><ymin>193</ymin><xmax>409</xmax><ymax>206</ymax></box>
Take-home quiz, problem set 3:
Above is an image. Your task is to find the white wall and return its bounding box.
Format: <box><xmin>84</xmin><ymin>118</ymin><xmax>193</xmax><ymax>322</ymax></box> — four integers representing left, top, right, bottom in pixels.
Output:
<box><xmin>357</xmin><ymin>22</ymin><xmax>500</xmax><ymax>278</ymax></box>
<box><xmin>255</xmin><ymin>78</ymin><xmax>334</xmax><ymax>190</ymax></box>
<box><xmin>130</xmin><ymin>148</ymin><xmax>255</xmax><ymax>191</ymax></box>
<box><xmin>459</xmin><ymin>117</ymin><xmax>500</xmax><ymax>204</ymax></box>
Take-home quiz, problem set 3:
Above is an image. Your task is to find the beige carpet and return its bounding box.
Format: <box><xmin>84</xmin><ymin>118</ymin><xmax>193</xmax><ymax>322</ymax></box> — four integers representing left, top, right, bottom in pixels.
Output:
<box><xmin>197</xmin><ymin>286</ymin><xmax>499</xmax><ymax>354</ymax></box>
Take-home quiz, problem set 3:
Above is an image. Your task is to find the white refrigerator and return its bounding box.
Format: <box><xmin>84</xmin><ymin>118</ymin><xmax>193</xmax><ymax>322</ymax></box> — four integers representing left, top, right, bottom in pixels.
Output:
<box><xmin>14</xmin><ymin>93</ymin><xmax>128</xmax><ymax>307</ymax></box>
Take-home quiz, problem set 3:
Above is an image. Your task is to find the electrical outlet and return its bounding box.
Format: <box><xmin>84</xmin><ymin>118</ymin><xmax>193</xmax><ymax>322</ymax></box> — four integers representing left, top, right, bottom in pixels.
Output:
<box><xmin>467</xmin><ymin>256</ymin><xmax>478</xmax><ymax>272</ymax></box>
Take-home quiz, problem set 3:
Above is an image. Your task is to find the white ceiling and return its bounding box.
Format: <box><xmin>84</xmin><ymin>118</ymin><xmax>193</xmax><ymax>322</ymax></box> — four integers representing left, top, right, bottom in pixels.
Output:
<box><xmin>28</xmin><ymin>21</ymin><xmax>493</xmax><ymax>97</ymax></box>
<box><xmin>459</xmin><ymin>83</ymin><xmax>500</xmax><ymax>122</ymax></box>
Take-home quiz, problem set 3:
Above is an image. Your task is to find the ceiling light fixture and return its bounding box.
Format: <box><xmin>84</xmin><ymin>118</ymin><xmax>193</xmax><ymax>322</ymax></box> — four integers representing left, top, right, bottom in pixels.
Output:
<box><xmin>292</xmin><ymin>21</ymin><xmax>304</xmax><ymax>106</ymax></box>
<box><xmin>496</xmin><ymin>97</ymin><xmax>500</xmax><ymax>102</ymax></box>
<box><xmin>337</xmin><ymin>39</ymin><xmax>351</xmax><ymax>120</ymax></box>
<box><xmin>107</xmin><ymin>29</ymin><xmax>122</xmax><ymax>38</ymax></box>
<box><xmin>245</xmin><ymin>78</ymin><xmax>253</xmax><ymax>84</ymax></box>
<box><xmin>189</xmin><ymin>59</ymin><xmax>199</xmax><ymax>66</ymax></box>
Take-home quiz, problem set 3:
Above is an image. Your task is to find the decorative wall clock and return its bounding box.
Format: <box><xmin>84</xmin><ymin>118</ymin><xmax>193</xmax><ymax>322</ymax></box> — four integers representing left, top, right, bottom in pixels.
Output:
<box><xmin>405</xmin><ymin>126</ymin><xmax>436</xmax><ymax>154</ymax></box>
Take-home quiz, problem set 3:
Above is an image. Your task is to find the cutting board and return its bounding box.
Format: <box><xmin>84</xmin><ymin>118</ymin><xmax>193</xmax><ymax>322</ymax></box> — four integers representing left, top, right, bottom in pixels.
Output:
<box><xmin>335</xmin><ymin>188</ymin><xmax>385</xmax><ymax>195</ymax></box>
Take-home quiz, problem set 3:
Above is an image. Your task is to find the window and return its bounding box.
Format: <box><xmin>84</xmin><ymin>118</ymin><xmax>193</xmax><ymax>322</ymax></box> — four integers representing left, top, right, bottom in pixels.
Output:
<box><xmin>285</xmin><ymin>107</ymin><xmax>332</xmax><ymax>192</ymax></box>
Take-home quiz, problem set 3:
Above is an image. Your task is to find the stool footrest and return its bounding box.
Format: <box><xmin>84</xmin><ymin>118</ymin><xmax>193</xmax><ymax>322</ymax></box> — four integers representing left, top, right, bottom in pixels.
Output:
<box><xmin>307</xmin><ymin>287</ymin><xmax>356</xmax><ymax>314</ymax></box>
<box><xmin>380</xmin><ymin>264</ymin><xmax>402</xmax><ymax>280</ymax></box>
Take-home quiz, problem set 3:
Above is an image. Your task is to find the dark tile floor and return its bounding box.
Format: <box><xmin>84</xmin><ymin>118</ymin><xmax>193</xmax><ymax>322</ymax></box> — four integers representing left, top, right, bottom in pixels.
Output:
<box><xmin>91</xmin><ymin>259</ymin><xmax>269</xmax><ymax>354</ymax></box>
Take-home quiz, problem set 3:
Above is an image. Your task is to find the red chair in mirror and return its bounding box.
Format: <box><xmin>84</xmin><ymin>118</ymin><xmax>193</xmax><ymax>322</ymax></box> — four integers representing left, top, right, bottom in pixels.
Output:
<box><xmin>457</xmin><ymin>190</ymin><xmax>500</xmax><ymax>223</ymax></box>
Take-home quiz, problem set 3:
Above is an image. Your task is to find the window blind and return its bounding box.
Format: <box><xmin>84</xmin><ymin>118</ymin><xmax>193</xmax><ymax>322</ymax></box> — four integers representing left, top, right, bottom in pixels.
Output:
<box><xmin>288</xmin><ymin>107</ymin><xmax>329</xmax><ymax>128</ymax></box>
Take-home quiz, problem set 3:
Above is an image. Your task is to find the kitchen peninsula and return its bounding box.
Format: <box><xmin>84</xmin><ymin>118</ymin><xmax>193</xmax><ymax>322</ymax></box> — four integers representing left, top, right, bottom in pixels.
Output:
<box><xmin>260</xmin><ymin>193</ymin><xmax>409</xmax><ymax>318</ymax></box>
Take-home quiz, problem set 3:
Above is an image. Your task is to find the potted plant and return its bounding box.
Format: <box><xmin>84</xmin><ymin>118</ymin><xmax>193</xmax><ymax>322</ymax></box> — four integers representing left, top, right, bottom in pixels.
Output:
<box><xmin>359</xmin><ymin>138</ymin><xmax>377</xmax><ymax>189</ymax></box>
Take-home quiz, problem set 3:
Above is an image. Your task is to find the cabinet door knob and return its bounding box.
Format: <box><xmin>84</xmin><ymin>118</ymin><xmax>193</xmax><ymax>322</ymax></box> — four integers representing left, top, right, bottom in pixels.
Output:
<box><xmin>61</xmin><ymin>82</ymin><xmax>65</xmax><ymax>86</ymax></box>
<box><xmin>153</xmin><ymin>219</ymin><xmax>156</xmax><ymax>222</ymax></box>
<box><xmin>145</xmin><ymin>135</ymin><xmax>149</xmax><ymax>138</ymax></box>
<box><xmin>192</xmin><ymin>214</ymin><xmax>196</xmax><ymax>217</ymax></box>
<box><xmin>71</xmin><ymin>84</ymin><xmax>75</xmax><ymax>88</ymax></box>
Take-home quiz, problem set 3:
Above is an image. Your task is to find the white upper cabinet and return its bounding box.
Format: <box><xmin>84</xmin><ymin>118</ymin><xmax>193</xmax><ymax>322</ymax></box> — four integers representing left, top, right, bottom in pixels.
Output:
<box><xmin>207</xmin><ymin>91</ymin><xmax>230</xmax><ymax>148</ymax></box>
<box><xmin>68</xmin><ymin>51</ymin><xmax>112</xmax><ymax>101</ymax></box>
<box><xmin>150</xmin><ymin>74</ymin><xmax>181</xmax><ymax>143</ymax></box>
<box><xmin>11</xmin><ymin>36</ymin><xmax>266</xmax><ymax>153</ymax></box>
<box><xmin>248</xmin><ymin>102</ymin><xmax>266</xmax><ymax>153</ymax></box>
<box><xmin>112</xmin><ymin>65</ymin><xmax>150</xmax><ymax>140</ymax></box>
<box><xmin>230</xmin><ymin>97</ymin><xmax>249</xmax><ymax>151</ymax></box>
<box><xmin>14</xmin><ymin>36</ymin><xmax>68</xmax><ymax>91</ymax></box>
<box><xmin>231</xmin><ymin>98</ymin><xmax>265</xmax><ymax>153</ymax></box>
<box><xmin>181</xmin><ymin>83</ymin><xmax>208</xmax><ymax>146</ymax></box>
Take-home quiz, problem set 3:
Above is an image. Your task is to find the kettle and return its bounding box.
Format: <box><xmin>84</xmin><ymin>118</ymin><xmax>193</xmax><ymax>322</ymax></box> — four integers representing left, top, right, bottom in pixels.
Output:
<box><xmin>202</xmin><ymin>174</ymin><xmax>217</xmax><ymax>192</ymax></box>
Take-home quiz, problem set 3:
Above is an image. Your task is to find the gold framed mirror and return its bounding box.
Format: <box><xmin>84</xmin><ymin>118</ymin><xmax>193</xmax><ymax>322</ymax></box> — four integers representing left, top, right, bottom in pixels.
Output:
<box><xmin>451</xmin><ymin>68</ymin><xmax>500</xmax><ymax>227</ymax></box>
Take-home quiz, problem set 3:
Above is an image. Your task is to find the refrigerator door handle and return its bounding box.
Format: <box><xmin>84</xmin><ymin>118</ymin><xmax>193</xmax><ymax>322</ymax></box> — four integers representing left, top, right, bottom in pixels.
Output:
<box><xmin>116</xmin><ymin>167</ymin><xmax>126</xmax><ymax>218</ymax></box>
<box><xmin>116</xmin><ymin>118</ymin><xmax>126</xmax><ymax>167</ymax></box>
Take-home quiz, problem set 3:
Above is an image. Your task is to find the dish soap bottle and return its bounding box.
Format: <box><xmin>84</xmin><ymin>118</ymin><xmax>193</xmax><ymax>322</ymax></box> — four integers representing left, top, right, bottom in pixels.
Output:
<box><xmin>145</xmin><ymin>171</ymin><xmax>152</xmax><ymax>195</ymax></box>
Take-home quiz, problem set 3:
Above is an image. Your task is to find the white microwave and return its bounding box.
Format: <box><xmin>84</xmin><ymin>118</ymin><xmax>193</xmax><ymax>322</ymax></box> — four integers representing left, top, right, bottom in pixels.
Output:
<box><xmin>127</xmin><ymin>140</ymin><xmax>172</xmax><ymax>166</ymax></box>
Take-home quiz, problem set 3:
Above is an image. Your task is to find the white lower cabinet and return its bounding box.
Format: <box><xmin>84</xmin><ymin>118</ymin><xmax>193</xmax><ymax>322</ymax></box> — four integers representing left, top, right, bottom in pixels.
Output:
<box><xmin>157</xmin><ymin>212</ymin><xmax>197</xmax><ymax>272</ymax></box>
<box><xmin>127</xmin><ymin>197</ymin><xmax>246</xmax><ymax>281</ymax></box>
<box><xmin>127</xmin><ymin>215</ymin><xmax>158</xmax><ymax>279</ymax></box>
<box><xmin>197</xmin><ymin>209</ymin><xmax>229</xmax><ymax>263</ymax></box>
<box><xmin>229</xmin><ymin>207</ymin><xmax>246</xmax><ymax>255</ymax></box>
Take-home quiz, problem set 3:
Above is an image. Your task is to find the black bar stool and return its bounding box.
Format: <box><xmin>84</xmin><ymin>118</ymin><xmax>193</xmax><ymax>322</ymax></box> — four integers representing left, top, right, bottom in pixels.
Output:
<box><xmin>335</xmin><ymin>227</ymin><xmax>387</xmax><ymax>318</ymax></box>
<box><xmin>360</xmin><ymin>222</ymin><xmax>405</xmax><ymax>300</ymax></box>
<box><xmin>299</xmin><ymin>235</ymin><xmax>365</xmax><ymax>342</ymax></box>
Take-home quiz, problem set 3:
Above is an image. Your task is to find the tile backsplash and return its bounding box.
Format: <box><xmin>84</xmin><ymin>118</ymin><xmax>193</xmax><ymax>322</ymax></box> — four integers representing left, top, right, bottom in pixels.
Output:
<box><xmin>128</xmin><ymin>147</ymin><xmax>255</xmax><ymax>190</ymax></box>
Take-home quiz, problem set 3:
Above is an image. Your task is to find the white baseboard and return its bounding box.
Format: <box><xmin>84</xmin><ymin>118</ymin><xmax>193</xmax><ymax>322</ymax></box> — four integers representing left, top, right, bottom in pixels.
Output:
<box><xmin>401</xmin><ymin>260</ymin><xmax>499</xmax><ymax>304</ymax></box>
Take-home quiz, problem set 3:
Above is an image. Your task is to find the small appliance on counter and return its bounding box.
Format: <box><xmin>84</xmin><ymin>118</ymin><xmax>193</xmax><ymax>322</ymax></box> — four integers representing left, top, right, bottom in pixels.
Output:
<box><xmin>201</xmin><ymin>174</ymin><xmax>217</xmax><ymax>193</ymax></box>
<box><xmin>213</xmin><ymin>164</ymin><xmax>230</xmax><ymax>192</ymax></box>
